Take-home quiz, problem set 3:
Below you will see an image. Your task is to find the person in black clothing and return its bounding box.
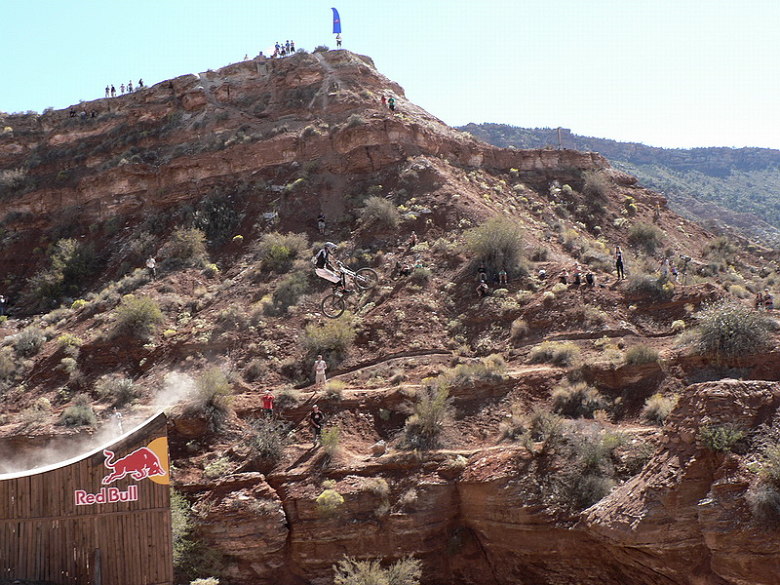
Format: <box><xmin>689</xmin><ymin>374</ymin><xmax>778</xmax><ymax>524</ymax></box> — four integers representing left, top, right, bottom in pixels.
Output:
<box><xmin>615</xmin><ymin>246</ymin><xmax>625</xmax><ymax>280</ymax></box>
<box><xmin>313</xmin><ymin>242</ymin><xmax>349</xmax><ymax>292</ymax></box>
<box><xmin>310</xmin><ymin>405</ymin><xmax>325</xmax><ymax>446</ymax></box>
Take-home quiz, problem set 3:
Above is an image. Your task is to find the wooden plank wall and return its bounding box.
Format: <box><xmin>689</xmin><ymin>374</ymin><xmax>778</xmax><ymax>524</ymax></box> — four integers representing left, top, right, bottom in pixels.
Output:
<box><xmin>0</xmin><ymin>413</ymin><xmax>172</xmax><ymax>585</ymax></box>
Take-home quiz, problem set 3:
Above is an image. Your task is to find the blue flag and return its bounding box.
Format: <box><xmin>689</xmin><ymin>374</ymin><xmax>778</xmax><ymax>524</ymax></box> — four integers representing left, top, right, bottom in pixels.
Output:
<box><xmin>332</xmin><ymin>7</ymin><xmax>341</xmax><ymax>34</ymax></box>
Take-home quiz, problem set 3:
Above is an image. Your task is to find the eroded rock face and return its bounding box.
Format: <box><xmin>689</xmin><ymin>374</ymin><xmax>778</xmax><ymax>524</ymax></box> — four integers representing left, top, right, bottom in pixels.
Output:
<box><xmin>188</xmin><ymin>380</ymin><xmax>780</xmax><ymax>585</ymax></box>
<box><xmin>582</xmin><ymin>380</ymin><xmax>780</xmax><ymax>585</ymax></box>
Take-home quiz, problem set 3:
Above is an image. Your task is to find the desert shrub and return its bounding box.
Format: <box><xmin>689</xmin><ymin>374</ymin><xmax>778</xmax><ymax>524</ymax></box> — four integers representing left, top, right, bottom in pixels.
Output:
<box><xmin>268</xmin><ymin>271</ymin><xmax>309</xmax><ymax>313</ymax></box>
<box><xmin>698</xmin><ymin>423</ymin><xmax>745</xmax><ymax>452</ymax></box>
<box><xmin>251</xmin><ymin>417</ymin><xmax>291</xmax><ymax>467</ymax></box>
<box><xmin>24</xmin><ymin>238</ymin><xmax>98</xmax><ymax>307</ymax></box>
<box><xmin>321</xmin><ymin>426</ymin><xmax>341</xmax><ymax>458</ymax></box>
<box><xmin>112</xmin><ymin>295</ymin><xmax>164</xmax><ymax>339</ymax></box>
<box><xmin>213</xmin><ymin>306</ymin><xmax>251</xmax><ymax>332</ymax></box>
<box><xmin>95</xmin><ymin>374</ymin><xmax>139</xmax><ymax>407</ymax></box>
<box><xmin>0</xmin><ymin>167</ymin><xmax>26</xmax><ymax>189</ymax></box>
<box><xmin>60</xmin><ymin>394</ymin><xmax>97</xmax><ymax>427</ymax></box>
<box><xmin>528</xmin><ymin>341</ymin><xmax>581</xmax><ymax>367</ymax></box>
<box><xmin>163</xmin><ymin>228</ymin><xmax>208</xmax><ymax>266</ymax></box>
<box><xmin>571</xmin><ymin>474</ymin><xmax>615</xmax><ymax>510</ymax></box>
<box><xmin>582</xmin><ymin>170</ymin><xmax>612</xmax><ymax>201</ymax></box>
<box><xmin>747</xmin><ymin>484</ymin><xmax>780</xmax><ymax>528</ymax></box>
<box><xmin>243</xmin><ymin>359</ymin><xmax>266</xmax><ymax>382</ymax></box>
<box><xmin>625</xmin><ymin>273</ymin><xmax>674</xmax><ymax>300</ymax></box>
<box><xmin>436</xmin><ymin>354</ymin><xmax>506</xmax><ymax>388</ymax></box>
<box><xmin>316</xmin><ymin>487</ymin><xmax>345</xmax><ymax>517</ymax></box>
<box><xmin>402</xmin><ymin>384</ymin><xmax>452</xmax><ymax>450</ymax></box>
<box><xmin>0</xmin><ymin>348</ymin><xmax>18</xmax><ymax>381</ymax></box>
<box><xmin>192</xmin><ymin>193</ymin><xmax>245</xmax><ymax>245</ymax></box>
<box><xmin>671</xmin><ymin>319</ymin><xmax>686</xmax><ymax>332</ymax></box>
<box><xmin>641</xmin><ymin>393</ymin><xmax>678</xmax><ymax>425</ymax></box>
<box><xmin>359</xmin><ymin>196</ymin><xmax>400</xmax><ymax>231</ymax></box>
<box><xmin>624</xmin><ymin>345</ymin><xmax>659</xmax><ymax>365</ymax></box>
<box><xmin>464</xmin><ymin>216</ymin><xmax>526</xmax><ymax>277</ymax></box>
<box><xmin>204</xmin><ymin>456</ymin><xmax>233</xmax><ymax>479</ymax></box>
<box><xmin>256</xmin><ymin>232</ymin><xmax>309</xmax><ymax>273</ymax></box>
<box><xmin>302</xmin><ymin>318</ymin><xmax>356</xmax><ymax>366</ymax></box>
<box><xmin>551</xmin><ymin>382</ymin><xmax>608</xmax><ymax>419</ymax></box>
<box><xmin>729</xmin><ymin>284</ymin><xmax>750</xmax><ymax>299</ymax></box>
<box><xmin>172</xmin><ymin>490</ymin><xmax>225</xmax><ymax>581</ymax></box>
<box><xmin>628</xmin><ymin>223</ymin><xmax>663</xmax><ymax>255</ymax></box>
<box><xmin>57</xmin><ymin>333</ymin><xmax>83</xmax><ymax>350</ymax></box>
<box><xmin>324</xmin><ymin>379</ymin><xmax>346</xmax><ymax>400</ymax></box>
<box><xmin>333</xmin><ymin>556</ymin><xmax>421</xmax><ymax>585</ymax></box>
<box><xmin>313</xmin><ymin>45</ymin><xmax>330</xmax><ymax>53</ymax></box>
<box><xmin>510</xmin><ymin>318</ymin><xmax>529</xmax><ymax>341</ymax></box>
<box><xmin>704</xmin><ymin>236</ymin><xmax>738</xmax><ymax>263</ymax></box>
<box><xmin>275</xmin><ymin>387</ymin><xmax>301</xmax><ymax>411</ymax></box>
<box><xmin>409</xmin><ymin>267</ymin><xmax>432</xmax><ymax>286</ymax></box>
<box><xmin>191</xmin><ymin>579</ymin><xmax>220</xmax><ymax>585</ymax></box>
<box><xmin>13</xmin><ymin>326</ymin><xmax>46</xmax><ymax>357</ymax></box>
<box><xmin>757</xmin><ymin>442</ymin><xmax>780</xmax><ymax>484</ymax></box>
<box><xmin>695</xmin><ymin>300</ymin><xmax>773</xmax><ymax>359</ymax></box>
<box><xmin>191</xmin><ymin>367</ymin><xmax>233</xmax><ymax>430</ymax></box>
<box><xmin>524</xmin><ymin>407</ymin><xmax>564</xmax><ymax>454</ymax></box>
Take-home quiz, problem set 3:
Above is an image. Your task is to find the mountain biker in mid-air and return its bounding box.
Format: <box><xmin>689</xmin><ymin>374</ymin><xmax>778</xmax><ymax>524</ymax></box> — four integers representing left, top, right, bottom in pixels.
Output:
<box><xmin>313</xmin><ymin>242</ymin><xmax>351</xmax><ymax>293</ymax></box>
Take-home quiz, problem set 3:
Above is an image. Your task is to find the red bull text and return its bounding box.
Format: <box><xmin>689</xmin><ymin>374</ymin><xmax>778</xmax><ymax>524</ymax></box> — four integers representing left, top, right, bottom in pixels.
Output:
<box><xmin>75</xmin><ymin>485</ymin><xmax>138</xmax><ymax>505</ymax></box>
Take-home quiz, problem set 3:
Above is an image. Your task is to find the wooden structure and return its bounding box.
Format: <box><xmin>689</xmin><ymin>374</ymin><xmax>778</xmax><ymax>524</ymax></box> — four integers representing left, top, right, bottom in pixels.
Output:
<box><xmin>0</xmin><ymin>412</ymin><xmax>172</xmax><ymax>585</ymax></box>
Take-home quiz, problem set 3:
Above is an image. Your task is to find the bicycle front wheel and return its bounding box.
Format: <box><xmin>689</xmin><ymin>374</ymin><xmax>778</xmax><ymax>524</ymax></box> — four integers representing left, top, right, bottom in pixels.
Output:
<box><xmin>321</xmin><ymin>294</ymin><xmax>346</xmax><ymax>319</ymax></box>
<box><xmin>354</xmin><ymin>267</ymin><xmax>379</xmax><ymax>290</ymax></box>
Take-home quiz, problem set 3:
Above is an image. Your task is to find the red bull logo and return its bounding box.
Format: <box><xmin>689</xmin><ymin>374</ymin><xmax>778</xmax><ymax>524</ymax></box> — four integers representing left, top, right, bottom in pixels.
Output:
<box><xmin>102</xmin><ymin>446</ymin><xmax>167</xmax><ymax>485</ymax></box>
<box><xmin>75</xmin><ymin>485</ymin><xmax>138</xmax><ymax>506</ymax></box>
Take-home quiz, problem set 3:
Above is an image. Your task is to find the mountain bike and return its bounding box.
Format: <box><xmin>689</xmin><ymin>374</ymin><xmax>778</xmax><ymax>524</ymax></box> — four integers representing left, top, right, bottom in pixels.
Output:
<box><xmin>320</xmin><ymin>262</ymin><xmax>379</xmax><ymax>318</ymax></box>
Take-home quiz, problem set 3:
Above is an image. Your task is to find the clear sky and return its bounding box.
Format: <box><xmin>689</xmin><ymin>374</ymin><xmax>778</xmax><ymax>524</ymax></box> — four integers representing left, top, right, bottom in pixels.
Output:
<box><xmin>2</xmin><ymin>0</ymin><xmax>779</xmax><ymax>150</ymax></box>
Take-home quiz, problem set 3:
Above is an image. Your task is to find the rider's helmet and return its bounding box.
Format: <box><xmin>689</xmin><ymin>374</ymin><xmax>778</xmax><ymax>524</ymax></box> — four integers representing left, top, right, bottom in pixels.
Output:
<box><xmin>324</xmin><ymin>242</ymin><xmax>337</xmax><ymax>250</ymax></box>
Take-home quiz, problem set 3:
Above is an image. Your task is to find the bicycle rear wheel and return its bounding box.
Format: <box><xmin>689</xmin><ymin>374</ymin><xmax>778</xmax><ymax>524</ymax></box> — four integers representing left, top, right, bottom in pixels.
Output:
<box><xmin>321</xmin><ymin>294</ymin><xmax>346</xmax><ymax>319</ymax></box>
<box><xmin>354</xmin><ymin>267</ymin><xmax>379</xmax><ymax>290</ymax></box>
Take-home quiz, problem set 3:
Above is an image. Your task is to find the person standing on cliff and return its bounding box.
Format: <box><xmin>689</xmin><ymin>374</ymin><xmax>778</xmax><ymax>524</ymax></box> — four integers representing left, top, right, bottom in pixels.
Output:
<box><xmin>105</xmin><ymin>85</ymin><xmax>110</xmax><ymax>98</ymax></box>
<box><xmin>615</xmin><ymin>246</ymin><xmax>625</xmax><ymax>280</ymax></box>
<box><xmin>314</xmin><ymin>354</ymin><xmax>328</xmax><ymax>388</ymax></box>
<box><xmin>261</xmin><ymin>390</ymin><xmax>275</xmax><ymax>418</ymax></box>
<box><xmin>120</xmin><ymin>83</ymin><xmax>125</xmax><ymax>95</ymax></box>
<box><xmin>146</xmin><ymin>256</ymin><xmax>157</xmax><ymax>280</ymax></box>
<box><xmin>128</xmin><ymin>80</ymin><xmax>133</xmax><ymax>93</ymax></box>
<box><xmin>388</xmin><ymin>96</ymin><xmax>396</xmax><ymax>112</ymax></box>
<box><xmin>310</xmin><ymin>405</ymin><xmax>325</xmax><ymax>446</ymax></box>
<box><xmin>111</xmin><ymin>85</ymin><xmax>116</xmax><ymax>97</ymax></box>
<box><xmin>0</xmin><ymin>295</ymin><xmax>6</xmax><ymax>316</ymax></box>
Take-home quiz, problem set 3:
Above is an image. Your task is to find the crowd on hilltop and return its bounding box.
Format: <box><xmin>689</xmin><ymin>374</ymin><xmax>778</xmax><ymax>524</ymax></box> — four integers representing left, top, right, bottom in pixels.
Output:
<box><xmin>103</xmin><ymin>79</ymin><xmax>144</xmax><ymax>99</ymax></box>
<box><xmin>272</xmin><ymin>40</ymin><xmax>296</xmax><ymax>58</ymax></box>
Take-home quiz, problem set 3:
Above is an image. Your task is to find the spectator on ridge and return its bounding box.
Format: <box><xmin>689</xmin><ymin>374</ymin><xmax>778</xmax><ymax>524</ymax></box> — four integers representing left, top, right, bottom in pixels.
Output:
<box><xmin>262</xmin><ymin>390</ymin><xmax>275</xmax><ymax>418</ymax></box>
<box><xmin>615</xmin><ymin>246</ymin><xmax>625</xmax><ymax>280</ymax></box>
<box><xmin>309</xmin><ymin>405</ymin><xmax>325</xmax><ymax>447</ymax></box>
<box><xmin>111</xmin><ymin>85</ymin><xmax>116</xmax><ymax>97</ymax></box>
<box><xmin>314</xmin><ymin>355</ymin><xmax>328</xmax><ymax>388</ymax></box>
<box><xmin>105</xmin><ymin>85</ymin><xmax>110</xmax><ymax>98</ymax></box>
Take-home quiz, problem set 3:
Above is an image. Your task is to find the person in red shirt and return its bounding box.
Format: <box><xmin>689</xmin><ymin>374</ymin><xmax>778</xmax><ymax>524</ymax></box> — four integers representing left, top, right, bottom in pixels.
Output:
<box><xmin>261</xmin><ymin>390</ymin><xmax>275</xmax><ymax>418</ymax></box>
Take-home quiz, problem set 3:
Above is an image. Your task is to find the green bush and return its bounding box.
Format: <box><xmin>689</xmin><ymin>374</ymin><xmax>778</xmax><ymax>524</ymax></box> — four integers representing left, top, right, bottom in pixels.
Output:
<box><xmin>302</xmin><ymin>319</ymin><xmax>356</xmax><ymax>366</ymax></box>
<box><xmin>191</xmin><ymin>367</ymin><xmax>233</xmax><ymax>431</ymax></box>
<box><xmin>624</xmin><ymin>345</ymin><xmax>660</xmax><ymax>365</ymax></box>
<box><xmin>316</xmin><ymin>488</ymin><xmax>345</xmax><ymax>517</ymax></box>
<box><xmin>95</xmin><ymin>374</ymin><xmax>139</xmax><ymax>407</ymax></box>
<box><xmin>192</xmin><ymin>193</ymin><xmax>245</xmax><ymax>245</ymax></box>
<box><xmin>695</xmin><ymin>300</ymin><xmax>773</xmax><ymax>359</ymax></box>
<box><xmin>24</xmin><ymin>238</ymin><xmax>98</xmax><ymax>308</ymax></box>
<box><xmin>524</xmin><ymin>407</ymin><xmax>564</xmax><ymax>454</ymax></box>
<box><xmin>251</xmin><ymin>417</ymin><xmax>291</xmax><ymax>468</ymax></box>
<box><xmin>60</xmin><ymin>394</ymin><xmax>97</xmax><ymax>427</ymax></box>
<box><xmin>435</xmin><ymin>354</ymin><xmax>506</xmax><ymax>388</ymax></box>
<box><xmin>528</xmin><ymin>341</ymin><xmax>581</xmax><ymax>367</ymax></box>
<box><xmin>163</xmin><ymin>228</ymin><xmax>208</xmax><ymax>265</ymax></box>
<box><xmin>698</xmin><ymin>423</ymin><xmax>745</xmax><ymax>452</ymax></box>
<box><xmin>409</xmin><ymin>267</ymin><xmax>432</xmax><ymax>286</ymax></box>
<box><xmin>13</xmin><ymin>326</ymin><xmax>46</xmax><ymax>357</ymax></box>
<box><xmin>256</xmin><ymin>232</ymin><xmax>309</xmax><ymax>273</ymax></box>
<box><xmin>747</xmin><ymin>484</ymin><xmax>780</xmax><ymax>528</ymax></box>
<box><xmin>268</xmin><ymin>271</ymin><xmax>309</xmax><ymax>313</ymax></box>
<box><xmin>641</xmin><ymin>393</ymin><xmax>678</xmax><ymax>425</ymax></box>
<box><xmin>204</xmin><ymin>456</ymin><xmax>233</xmax><ymax>479</ymax></box>
<box><xmin>628</xmin><ymin>223</ymin><xmax>664</xmax><ymax>255</ymax></box>
<box><xmin>625</xmin><ymin>273</ymin><xmax>674</xmax><ymax>300</ymax></box>
<box><xmin>321</xmin><ymin>426</ymin><xmax>341</xmax><ymax>458</ymax></box>
<box><xmin>359</xmin><ymin>196</ymin><xmax>400</xmax><ymax>231</ymax></box>
<box><xmin>402</xmin><ymin>385</ymin><xmax>452</xmax><ymax>450</ymax></box>
<box><xmin>551</xmin><ymin>382</ymin><xmax>608</xmax><ymax>418</ymax></box>
<box><xmin>333</xmin><ymin>556</ymin><xmax>421</xmax><ymax>585</ymax></box>
<box><xmin>582</xmin><ymin>170</ymin><xmax>612</xmax><ymax>201</ymax></box>
<box><xmin>112</xmin><ymin>295</ymin><xmax>164</xmax><ymax>339</ymax></box>
<box><xmin>571</xmin><ymin>474</ymin><xmax>615</xmax><ymax>510</ymax></box>
<box><xmin>510</xmin><ymin>318</ymin><xmax>529</xmax><ymax>341</ymax></box>
<box><xmin>465</xmin><ymin>216</ymin><xmax>526</xmax><ymax>277</ymax></box>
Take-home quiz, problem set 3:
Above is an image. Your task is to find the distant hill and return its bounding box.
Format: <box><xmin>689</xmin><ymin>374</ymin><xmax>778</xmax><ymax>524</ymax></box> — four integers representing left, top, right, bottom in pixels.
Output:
<box><xmin>459</xmin><ymin>123</ymin><xmax>780</xmax><ymax>247</ymax></box>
